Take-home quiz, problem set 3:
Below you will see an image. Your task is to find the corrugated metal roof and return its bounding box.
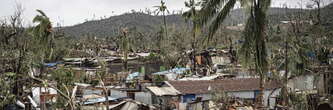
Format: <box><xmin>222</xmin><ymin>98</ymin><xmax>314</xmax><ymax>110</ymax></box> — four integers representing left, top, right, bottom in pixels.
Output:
<box><xmin>168</xmin><ymin>78</ymin><xmax>281</xmax><ymax>94</ymax></box>
<box><xmin>83</xmin><ymin>94</ymin><xmax>103</xmax><ymax>100</ymax></box>
<box><xmin>179</xmin><ymin>74</ymin><xmax>235</xmax><ymax>80</ymax></box>
<box><xmin>109</xmin><ymin>99</ymin><xmax>156</xmax><ymax>110</ymax></box>
<box><xmin>74</xmin><ymin>83</ymin><xmax>91</xmax><ymax>87</ymax></box>
<box><xmin>146</xmin><ymin>86</ymin><xmax>180</xmax><ymax>96</ymax></box>
<box><xmin>152</xmin><ymin>67</ymin><xmax>190</xmax><ymax>75</ymax></box>
<box><xmin>83</xmin><ymin>96</ymin><xmax>122</xmax><ymax>105</ymax></box>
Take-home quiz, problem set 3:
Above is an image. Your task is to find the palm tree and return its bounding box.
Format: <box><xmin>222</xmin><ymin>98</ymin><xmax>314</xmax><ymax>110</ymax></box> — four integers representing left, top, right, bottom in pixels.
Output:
<box><xmin>182</xmin><ymin>0</ymin><xmax>201</xmax><ymax>74</ymax></box>
<box><xmin>31</xmin><ymin>9</ymin><xmax>53</xmax><ymax>62</ymax></box>
<box><xmin>154</xmin><ymin>0</ymin><xmax>169</xmax><ymax>42</ymax></box>
<box><xmin>199</xmin><ymin>0</ymin><xmax>271</xmax><ymax>106</ymax></box>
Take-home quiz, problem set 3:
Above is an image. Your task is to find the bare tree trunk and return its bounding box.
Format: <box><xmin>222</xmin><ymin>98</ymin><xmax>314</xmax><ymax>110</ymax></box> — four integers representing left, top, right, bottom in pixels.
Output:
<box><xmin>259</xmin><ymin>74</ymin><xmax>265</xmax><ymax>107</ymax></box>
<box><xmin>316</xmin><ymin>0</ymin><xmax>321</xmax><ymax>24</ymax></box>
<box><xmin>96</xmin><ymin>70</ymin><xmax>110</xmax><ymax>110</ymax></box>
<box><xmin>122</xmin><ymin>29</ymin><xmax>128</xmax><ymax>72</ymax></box>
<box><xmin>63</xmin><ymin>84</ymin><xmax>75</xmax><ymax>110</ymax></box>
<box><xmin>193</xmin><ymin>23</ymin><xmax>197</xmax><ymax>75</ymax></box>
<box><xmin>100</xmin><ymin>80</ymin><xmax>110</xmax><ymax>110</ymax></box>
<box><xmin>163</xmin><ymin>11</ymin><xmax>168</xmax><ymax>43</ymax></box>
<box><xmin>282</xmin><ymin>35</ymin><xmax>289</xmax><ymax>108</ymax></box>
<box><xmin>124</xmin><ymin>50</ymin><xmax>128</xmax><ymax>71</ymax></box>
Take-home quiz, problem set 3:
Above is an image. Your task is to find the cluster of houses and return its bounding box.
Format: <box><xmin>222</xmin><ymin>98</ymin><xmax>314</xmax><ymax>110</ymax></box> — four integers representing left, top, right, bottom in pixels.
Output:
<box><xmin>18</xmin><ymin>45</ymin><xmax>333</xmax><ymax>110</ymax></box>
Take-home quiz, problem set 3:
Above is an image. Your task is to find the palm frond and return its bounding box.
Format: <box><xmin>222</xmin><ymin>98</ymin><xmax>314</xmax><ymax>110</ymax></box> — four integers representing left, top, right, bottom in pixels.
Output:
<box><xmin>240</xmin><ymin>0</ymin><xmax>254</xmax><ymax>7</ymax></box>
<box><xmin>199</xmin><ymin>0</ymin><xmax>225</xmax><ymax>26</ymax></box>
<box><xmin>238</xmin><ymin>0</ymin><xmax>271</xmax><ymax>74</ymax></box>
<box><xmin>260</xmin><ymin>0</ymin><xmax>271</xmax><ymax>11</ymax></box>
<box><xmin>240</xmin><ymin>0</ymin><xmax>254</xmax><ymax>12</ymax></box>
<box><xmin>156</xmin><ymin>11</ymin><xmax>160</xmax><ymax>16</ymax></box>
<box><xmin>33</xmin><ymin>15</ymin><xmax>45</xmax><ymax>23</ymax></box>
<box><xmin>36</xmin><ymin>9</ymin><xmax>47</xmax><ymax>17</ymax></box>
<box><xmin>239</xmin><ymin>16</ymin><xmax>256</xmax><ymax>66</ymax></box>
<box><xmin>253</xmin><ymin>2</ymin><xmax>270</xmax><ymax>74</ymax></box>
<box><xmin>206</xmin><ymin>0</ymin><xmax>237</xmax><ymax>41</ymax></box>
<box><xmin>182</xmin><ymin>11</ymin><xmax>192</xmax><ymax>21</ymax></box>
<box><xmin>166</xmin><ymin>9</ymin><xmax>170</xmax><ymax>14</ymax></box>
<box><xmin>185</xmin><ymin>1</ymin><xmax>191</xmax><ymax>7</ymax></box>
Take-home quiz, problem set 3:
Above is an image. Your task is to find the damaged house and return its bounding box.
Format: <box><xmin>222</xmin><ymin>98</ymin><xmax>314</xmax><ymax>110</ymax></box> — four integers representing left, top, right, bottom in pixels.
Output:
<box><xmin>150</xmin><ymin>78</ymin><xmax>281</xmax><ymax>110</ymax></box>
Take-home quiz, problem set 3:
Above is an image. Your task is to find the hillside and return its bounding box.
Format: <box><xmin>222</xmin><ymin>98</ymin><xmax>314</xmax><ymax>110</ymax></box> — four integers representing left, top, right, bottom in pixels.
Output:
<box><xmin>61</xmin><ymin>13</ymin><xmax>188</xmax><ymax>38</ymax></box>
<box><xmin>62</xmin><ymin>4</ymin><xmax>333</xmax><ymax>38</ymax></box>
<box><xmin>224</xmin><ymin>7</ymin><xmax>308</xmax><ymax>25</ymax></box>
<box><xmin>320</xmin><ymin>2</ymin><xmax>333</xmax><ymax>29</ymax></box>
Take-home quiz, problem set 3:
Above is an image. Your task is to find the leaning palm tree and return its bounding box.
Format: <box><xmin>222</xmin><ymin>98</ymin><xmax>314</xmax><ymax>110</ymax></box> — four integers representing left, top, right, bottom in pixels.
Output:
<box><xmin>31</xmin><ymin>9</ymin><xmax>54</xmax><ymax>62</ymax></box>
<box><xmin>182</xmin><ymin>0</ymin><xmax>201</xmax><ymax>74</ymax></box>
<box><xmin>199</xmin><ymin>0</ymin><xmax>271</xmax><ymax>107</ymax></box>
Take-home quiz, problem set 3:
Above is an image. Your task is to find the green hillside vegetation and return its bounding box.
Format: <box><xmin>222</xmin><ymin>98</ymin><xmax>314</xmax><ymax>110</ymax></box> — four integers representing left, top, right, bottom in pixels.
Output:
<box><xmin>62</xmin><ymin>13</ymin><xmax>187</xmax><ymax>38</ymax></box>
<box><xmin>61</xmin><ymin>6</ymin><xmax>328</xmax><ymax>38</ymax></box>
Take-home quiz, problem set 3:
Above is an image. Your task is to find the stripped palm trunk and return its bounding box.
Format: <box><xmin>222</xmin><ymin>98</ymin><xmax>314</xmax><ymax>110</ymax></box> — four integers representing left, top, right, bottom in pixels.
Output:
<box><xmin>193</xmin><ymin>23</ymin><xmax>197</xmax><ymax>74</ymax></box>
<box><xmin>163</xmin><ymin>11</ymin><xmax>168</xmax><ymax>42</ymax></box>
<box><xmin>122</xmin><ymin>31</ymin><xmax>128</xmax><ymax>72</ymax></box>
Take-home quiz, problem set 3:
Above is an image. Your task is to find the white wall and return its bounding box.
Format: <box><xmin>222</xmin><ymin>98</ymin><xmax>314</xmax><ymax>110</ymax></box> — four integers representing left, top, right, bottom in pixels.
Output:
<box><xmin>110</xmin><ymin>89</ymin><xmax>152</xmax><ymax>105</ymax></box>
<box><xmin>189</xmin><ymin>102</ymin><xmax>204</xmax><ymax>110</ymax></box>
<box><xmin>135</xmin><ymin>92</ymin><xmax>152</xmax><ymax>105</ymax></box>
<box><xmin>227</xmin><ymin>89</ymin><xmax>281</xmax><ymax>109</ymax></box>
<box><xmin>110</xmin><ymin>89</ymin><xmax>127</xmax><ymax>98</ymax></box>
<box><xmin>196</xmin><ymin>94</ymin><xmax>211</xmax><ymax>101</ymax></box>
<box><xmin>179</xmin><ymin>103</ymin><xmax>187</xmax><ymax>110</ymax></box>
<box><xmin>211</xmin><ymin>56</ymin><xmax>230</xmax><ymax>65</ymax></box>
<box><xmin>263</xmin><ymin>89</ymin><xmax>281</xmax><ymax>109</ymax></box>
<box><xmin>227</xmin><ymin>91</ymin><xmax>255</xmax><ymax>99</ymax></box>
<box><xmin>180</xmin><ymin>89</ymin><xmax>281</xmax><ymax>109</ymax></box>
<box><xmin>31</xmin><ymin>87</ymin><xmax>57</xmax><ymax>105</ymax></box>
<box><xmin>288</xmin><ymin>74</ymin><xmax>315</xmax><ymax>91</ymax></box>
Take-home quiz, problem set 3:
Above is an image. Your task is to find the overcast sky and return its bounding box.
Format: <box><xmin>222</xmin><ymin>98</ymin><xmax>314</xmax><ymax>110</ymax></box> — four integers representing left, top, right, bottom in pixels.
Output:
<box><xmin>0</xmin><ymin>0</ymin><xmax>332</xmax><ymax>26</ymax></box>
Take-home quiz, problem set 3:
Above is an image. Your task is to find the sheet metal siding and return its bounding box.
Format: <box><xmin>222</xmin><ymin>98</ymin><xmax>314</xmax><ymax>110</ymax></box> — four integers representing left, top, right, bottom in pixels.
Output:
<box><xmin>110</xmin><ymin>89</ymin><xmax>127</xmax><ymax>98</ymax></box>
<box><xmin>228</xmin><ymin>91</ymin><xmax>255</xmax><ymax>99</ymax></box>
<box><xmin>135</xmin><ymin>92</ymin><xmax>152</xmax><ymax>105</ymax></box>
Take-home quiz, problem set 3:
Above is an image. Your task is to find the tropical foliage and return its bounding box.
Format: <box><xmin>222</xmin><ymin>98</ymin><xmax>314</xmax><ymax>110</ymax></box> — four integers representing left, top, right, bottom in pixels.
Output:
<box><xmin>199</xmin><ymin>0</ymin><xmax>272</xmax><ymax>105</ymax></box>
<box><xmin>0</xmin><ymin>1</ymin><xmax>332</xmax><ymax>109</ymax></box>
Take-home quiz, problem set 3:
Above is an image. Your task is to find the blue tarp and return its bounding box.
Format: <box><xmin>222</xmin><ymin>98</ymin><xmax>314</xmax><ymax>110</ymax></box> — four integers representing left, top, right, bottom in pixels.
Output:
<box><xmin>307</xmin><ymin>52</ymin><xmax>316</xmax><ymax>59</ymax></box>
<box><xmin>153</xmin><ymin>67</ymin><xmax>190</xmax><ymax>75</ymax></box>
<box><xmin>126</xmin><ymin>72</ymin><xmax>140</xmax><ymax>82</ymax></box>
<box><xmin>182</xmin><ymin>94</ymin><xmax>196</xmax><ymax>103</ymax></box>
<box><xmin>329</xmin><ymin>54</ymin><xmax>333</xmax><ymax>58</ymax></box>
<box><xmin>43</xmin><ymin>62</ymin><xmax>62</xmax><ymax>67</ymax></box>
<box><xmin>237</xmin><ymin>40</ymin><xmax>244</xmax><ymax>44</ymax></box>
